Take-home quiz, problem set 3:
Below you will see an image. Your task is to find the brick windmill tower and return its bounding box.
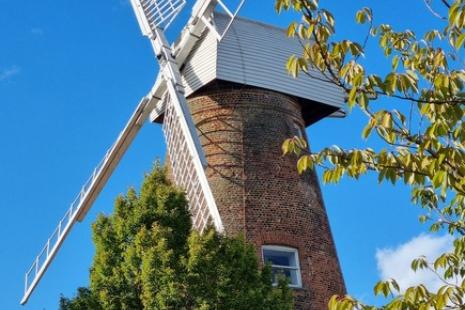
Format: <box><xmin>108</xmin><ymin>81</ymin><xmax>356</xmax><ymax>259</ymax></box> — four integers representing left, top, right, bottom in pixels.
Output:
<box><xmin>22</xmin><ymin>1</ymin><xmax>345</xmax><ymax>309</ymax></box>
<box><xmin>169</xmin><ymin>13</ymin><xmax>347</xmax><ymax>308</ymax></box>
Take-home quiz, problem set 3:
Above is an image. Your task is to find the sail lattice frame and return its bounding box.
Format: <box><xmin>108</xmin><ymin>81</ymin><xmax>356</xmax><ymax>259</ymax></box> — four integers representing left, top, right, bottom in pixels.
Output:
<box><xmin>162</xmin><ymin>93</ymin><xmax>216</xmax><ymax>232</ymax></box>
<box><xmin>134</xmin><ymin>0</ymin><xmax>186</xmax><ymax>32</ymax></box>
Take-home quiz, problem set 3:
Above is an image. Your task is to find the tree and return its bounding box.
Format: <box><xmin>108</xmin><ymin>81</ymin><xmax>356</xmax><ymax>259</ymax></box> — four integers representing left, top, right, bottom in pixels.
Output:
<box><xmin>277</xmin><ymin>0</ymin><xmax>465</xmax><ymax>308</ymax></box>
<box><xmin>60</xmin><ymin>165</ymin><xmax>293</xmax><ymax>310</ymax></box>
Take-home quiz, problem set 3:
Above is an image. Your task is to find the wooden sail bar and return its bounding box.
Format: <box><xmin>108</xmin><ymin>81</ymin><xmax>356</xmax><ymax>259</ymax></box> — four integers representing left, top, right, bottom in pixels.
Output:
<box><xmin>20</xmin><ymin>96</ymin><xmax>156</xmax><ymax>305</ymax></box>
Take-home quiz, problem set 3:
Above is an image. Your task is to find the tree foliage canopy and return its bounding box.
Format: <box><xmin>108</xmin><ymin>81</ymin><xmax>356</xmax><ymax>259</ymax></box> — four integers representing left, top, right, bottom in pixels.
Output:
<box><xmin>277</xmin><ymin>0</ymin><xmax>465</xmax><ymax>308</ymax></box>
<box><xmin>60</xmin><ymin>165</ymin><xmax>293</xmax><ymax>310</ymax></box>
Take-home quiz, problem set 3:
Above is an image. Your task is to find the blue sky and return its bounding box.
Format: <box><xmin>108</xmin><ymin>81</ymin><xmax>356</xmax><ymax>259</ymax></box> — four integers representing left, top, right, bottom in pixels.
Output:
<box><xmin>0</xmin><ymin>0</ymin><xmax>449</xmax><ymax>309</ymax></box>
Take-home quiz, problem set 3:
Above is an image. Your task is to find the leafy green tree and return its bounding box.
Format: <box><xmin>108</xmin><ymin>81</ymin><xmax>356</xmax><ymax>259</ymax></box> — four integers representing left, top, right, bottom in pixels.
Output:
<box><xmin>277</xmin><ymin>0</ymin><xmax>465</xmax><ymax>308</ymax></box>
<box><xmin>60</xmin><ymin>165</ymin><xmax>292</xmax><ymax>310</ymax></box>
<box><xmin>59</xmin><ymin>288</ymin><xmax>101</xmax><ymax>310</ymax></box>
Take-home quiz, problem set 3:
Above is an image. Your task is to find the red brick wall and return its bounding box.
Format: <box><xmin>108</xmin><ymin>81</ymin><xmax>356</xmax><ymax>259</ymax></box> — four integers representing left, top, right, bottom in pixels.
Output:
<box><xmin>187</xmin><ymin>82</ymin><xmax>346</xmax><ymax>309</ymax></box>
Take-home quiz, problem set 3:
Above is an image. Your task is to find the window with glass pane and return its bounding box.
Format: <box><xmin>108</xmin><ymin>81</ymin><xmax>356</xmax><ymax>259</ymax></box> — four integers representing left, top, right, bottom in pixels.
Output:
<box><xmin>262</xmin><ymin>245</ymin><xmax>302</xmax><ymax>288</ymax></box>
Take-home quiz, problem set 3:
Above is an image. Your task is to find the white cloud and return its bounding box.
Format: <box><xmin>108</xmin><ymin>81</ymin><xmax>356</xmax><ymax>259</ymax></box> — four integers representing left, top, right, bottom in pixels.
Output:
<box><xmin>0</xmin><ymin>65</ymin><xmax>21</xmax><ymax>81</ymax></box>
<box><xmin>376</xmin><ymin>234</ymin><xmax>454</xmax><ymax>293</ymax></box>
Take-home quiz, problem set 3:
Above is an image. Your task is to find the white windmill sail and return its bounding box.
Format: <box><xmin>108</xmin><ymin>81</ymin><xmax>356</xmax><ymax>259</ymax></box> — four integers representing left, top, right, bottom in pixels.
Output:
<box><xmin>21</xmin><ymin>0</ymin><xmax>244</xmax><ymax>305</ymax></box>
<box><xmin>129</xmin><ymin>0</ymin><xmax>230</xmax><ymax>233</ymax></box>
<box><xmin>20</xmin><ymin>96</ymin><xmax>156</xmax><ymax>305</ymax></box>
<box><xmin>130</xmin><ymin>0</ymin><xmax>245</xmax><ymax>232</ymax></box>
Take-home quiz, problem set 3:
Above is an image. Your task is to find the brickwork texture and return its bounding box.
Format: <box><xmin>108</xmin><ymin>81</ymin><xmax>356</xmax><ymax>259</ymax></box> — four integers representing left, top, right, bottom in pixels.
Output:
<box><xmin>186</xmin><ymin>82</ymin><xmax>345</xmax><ymax>309</ymax></box>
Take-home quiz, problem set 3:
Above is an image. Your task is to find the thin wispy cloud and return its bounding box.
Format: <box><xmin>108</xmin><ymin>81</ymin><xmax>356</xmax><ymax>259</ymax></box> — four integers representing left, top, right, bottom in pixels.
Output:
<box><xmin>0</xmin><ymin>66</ymin><xmax>21</xmax><ymax>82</ymax></box>
<box><xmin>376</xmin><ymin>234</ymin><xmax>454</xmax><ymax>293</ymax></box>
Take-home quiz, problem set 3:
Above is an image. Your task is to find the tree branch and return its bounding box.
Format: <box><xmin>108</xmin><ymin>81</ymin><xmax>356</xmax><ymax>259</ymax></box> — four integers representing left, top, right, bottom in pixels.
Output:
<box><xmin>424</xmin><ymin>0</ymin><xmax>447</xmax><ymax>19</ymax></box>
<box><xmin>441</xmin><ymin>0</ymin><xmax>451</xmax><ymax>9</ymax></box>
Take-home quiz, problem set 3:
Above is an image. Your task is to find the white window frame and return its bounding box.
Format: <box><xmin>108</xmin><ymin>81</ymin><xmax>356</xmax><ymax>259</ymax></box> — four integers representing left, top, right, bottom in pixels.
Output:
<box><xmin>262</xmin><ymin>245</ymin><xmax>302</xmax><ymax>288</ymax></box>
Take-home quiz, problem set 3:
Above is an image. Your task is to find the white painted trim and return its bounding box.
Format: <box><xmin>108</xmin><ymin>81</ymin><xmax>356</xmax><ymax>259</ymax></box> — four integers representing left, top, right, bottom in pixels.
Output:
<box><xmin>262</xmin><ymin>245</ymin><xmax>303</xmax><ymax>288</ymax></box>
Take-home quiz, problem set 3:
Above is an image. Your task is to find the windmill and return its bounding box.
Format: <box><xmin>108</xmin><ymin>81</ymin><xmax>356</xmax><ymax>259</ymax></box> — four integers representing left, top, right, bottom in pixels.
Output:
<box><xmin>20</xmin><ymin>0</ymin><xmax>244</xmax><ymax>305</ymax></box>
<box><xmin>22</xmin><ymin>0</ymin><xmax>348</xmax><ymax>308</ymax></box>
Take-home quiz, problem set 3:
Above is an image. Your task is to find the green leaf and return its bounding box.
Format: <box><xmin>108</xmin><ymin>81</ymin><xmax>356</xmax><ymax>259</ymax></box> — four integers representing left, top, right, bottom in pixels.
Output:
<box><xmin>287</xmin><ymin>22</ymin><xmax>297</xmax><ymax>37</ymax></box>
<box><xmin>392</xmin><ymin>55</ymin><xmax>400</xmax><ymax>71</ymax></box>
<box><xmin>374</xmin><ymin>282</ymin><xmax>385</xmax><ymax>296</ymax></box>
<box><xmin>297</xmin><ymin>155</ymin><xmax>314</xmax><ymax>174</ymax></box>
<box><xmin>358</xmin><ymin>92</ymin><xmax>369</xmax><ymax>109</ymax></box>
<box><xmin>355</xmin><ymin>7</ymin><xmax>372</xmax><ymax>24</ymax></box>
<box><xmin>390</xmin><ymin>279</ymin><xmax>400</xmax><ymax>292</ymax></box>
<box><xmin>362</xmin><ymin>119</ymin><xmax>375</xmax><ymax>139</ymax></box>
<box><xmin>282</xmin><ymin>139</ymin><xmax>292</xmax><ymax>155</ymax></box>
<box><xmin>455</xmin><ymin>32</ymin><xmax>465</xmax><ymax>49</ymax></box>
<box><xmin>432</xmin><ymin>171</ymin><xmax>446</xmax><ymax>188</ymax></box>
<box><xmin>286</xmin><ymin>55</ymin><xmax>299</xmax><ymax>78</ymax></box>
<box><xmin>348</xmin><ymin>87</ymin><xmax>358</xmax><ymax>108</ymax></box>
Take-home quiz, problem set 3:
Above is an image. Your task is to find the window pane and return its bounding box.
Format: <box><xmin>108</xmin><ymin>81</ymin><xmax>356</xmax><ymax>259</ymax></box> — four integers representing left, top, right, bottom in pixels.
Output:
<box><xmin>271</xmin><ymin>267</ymin><xmax>299</xmax><ymax>286</ymax></box>
<box><xmin>263</xmin><ymin>249</ymin><xmax>297</xmax><ymax>267</ymax></box>
<box><xmin>263</xmin><ymin>246</ymin><xmax>301</xmax><ymax>287</ymax></box>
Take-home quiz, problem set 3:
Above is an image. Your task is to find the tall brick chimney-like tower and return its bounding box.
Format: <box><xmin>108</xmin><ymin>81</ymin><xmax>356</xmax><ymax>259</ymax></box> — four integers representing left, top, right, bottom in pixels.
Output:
<box><xmin>156</xmin><ymin>14</ymin><xmax>346</xmax><ymax>309</ymax></box>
